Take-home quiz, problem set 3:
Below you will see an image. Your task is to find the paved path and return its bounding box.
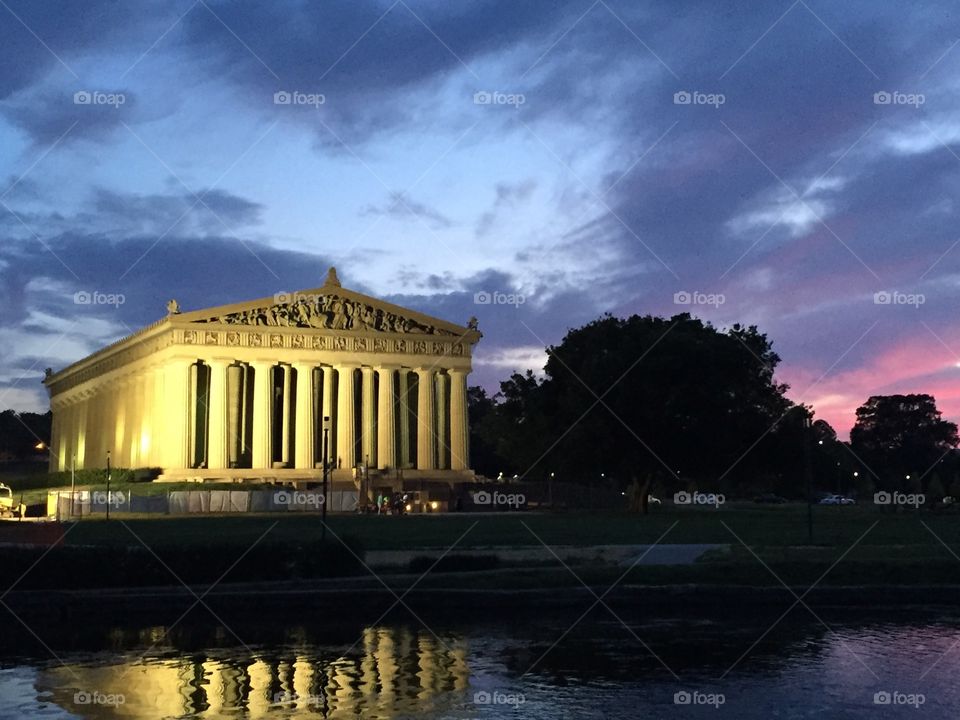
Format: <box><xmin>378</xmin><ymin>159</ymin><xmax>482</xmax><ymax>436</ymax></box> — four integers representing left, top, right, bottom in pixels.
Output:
<box><xmin>366</xmin><ymin>543</ymin><xmax>726</xmax><ymax>568</ymax></box>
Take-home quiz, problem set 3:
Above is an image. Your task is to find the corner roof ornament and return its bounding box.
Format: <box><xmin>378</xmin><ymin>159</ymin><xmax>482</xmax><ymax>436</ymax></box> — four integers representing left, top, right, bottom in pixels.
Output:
<box><xmin>324</xmin><ymin>266</ymin><xmax>341</xmax><ymax>287</ymax></box>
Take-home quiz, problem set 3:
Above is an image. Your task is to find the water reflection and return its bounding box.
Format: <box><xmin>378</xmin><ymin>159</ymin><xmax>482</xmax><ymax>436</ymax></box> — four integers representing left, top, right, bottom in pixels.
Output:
<box><xmin>36</xmin><ymin>627</ymin><xmax>471</xmax><ymax>718</ymax></box>
<box><xmin>7</xmin><ymin>611</ymin><xmax>960</xmax><ymax>718</ymax></box>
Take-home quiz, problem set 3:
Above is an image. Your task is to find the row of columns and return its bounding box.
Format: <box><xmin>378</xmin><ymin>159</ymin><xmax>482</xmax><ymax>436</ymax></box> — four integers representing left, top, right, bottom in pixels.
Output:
<box><xmin>50</xmin><ymin>359</ymin><xmax>470</xmax><ymax>474</ymax></box>
<box><xmin>198</xmin><ymin>360</ymin><xmax>469</xmax><ymax>472</ymax></box>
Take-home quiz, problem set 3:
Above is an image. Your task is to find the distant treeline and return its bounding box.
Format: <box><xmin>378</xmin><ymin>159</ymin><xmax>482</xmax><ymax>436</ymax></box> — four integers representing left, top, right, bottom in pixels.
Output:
<box><xmin>467</xmin><ymin>313</ymin><xmax>960</xmax><ymax>504</ymax></box>
<box><xmin>0</xmin><ymin>410</ymin><xmax>51</xmax><ymax>460</ymax></box>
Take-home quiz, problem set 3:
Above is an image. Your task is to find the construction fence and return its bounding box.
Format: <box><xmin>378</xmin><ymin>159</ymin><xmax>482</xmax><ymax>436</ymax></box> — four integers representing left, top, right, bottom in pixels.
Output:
<box><xmin>48</xmin><ymin>489</ymin><xmax>359</xmax><ymax>518</ymax></box>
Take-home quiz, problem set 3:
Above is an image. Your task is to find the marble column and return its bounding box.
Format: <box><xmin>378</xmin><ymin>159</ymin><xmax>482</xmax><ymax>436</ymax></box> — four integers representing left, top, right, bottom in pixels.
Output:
<box><xmin>416</xmin><ymin>368</ymin><xmax>436</xmax><ymax>470</ymax></box>
<box><xmin>434</xmin><ymin>371</ymin><xmax>448</xmax><ymax>470</ymax></box>
<box><xmin>251</xmin><ymin>361</ymin><xmax>273</xmax><ymax>469</ymax></box>
<box><xmin>278</xmin><ymin>363</ymin><xmax>290</xmax><ymax>467</ymax></box>
<box><xmin>321</xmin><ymin>365</ymin><xmax>335</xmax><ymax>467</ymax></box>
<box><xmin>398</xmin><ymin>370</ymin><xmax>411</xmax><ymax>468</ymax></box>
<box><xmin>336</xmin><ymin>364</ymin><xmax>358</xmax><ymax>470</ymax></box>
<box><xmin>227</xmin><ymin>364</ymin><xmax>243</xmax><ymax>467</ymax></box>
<box><xmin>293</xmin><ymin>362</ymin><xmax>315</xmax><ymax>470</ymax></box>
<box><xmin>164</xmin><ymin>359</ymin><xmax>191</xmax><ymax>469</ymax></box>
<box><xmin>361</xmin><ymin>366</ymin><xmax>376</xmax><ymax>468</ymax></box>
<box><xmin>76</xmin><ymin>394</ymin><xmax>88</xmax><ymax>468</ymax></box>
<box><xmin>238</xmin><ymin>364</ymin><xmax>249</xmax><ymax>465</ymax></box>
<box><xmin>206</xmin><ymin>359</ymin><xmax>230</xmax><ymax>470</ymax></box>
<box><xmin>48</xmin><ymin>404</ymin><xmax>61</xmax><ymax>472</ymax></box>
<box><xmin>149</xmin><ymin>366</ymin><xmax>164</xmax><ymax>467</ymax></box>
<box><xmin>376</xmin><ymin>366</ymin><xmax>397</xmax><ymax>470</ymax></box>
<box><xmin>188</xmin><ymin>362</ymin><xmax>201</xmax><ymax>467</ymax></box>
<box><xmin>449</xmin><ymin>369</ymin><xmax>469</xmax><ymax>470</ymax></box>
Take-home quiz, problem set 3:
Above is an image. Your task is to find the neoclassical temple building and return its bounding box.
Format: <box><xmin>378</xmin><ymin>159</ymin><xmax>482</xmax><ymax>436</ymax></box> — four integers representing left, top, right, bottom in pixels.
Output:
<box><xmin>44</xmin><ymin>269</ymin><xmax>481</xmax><ymax>488</ymax></box>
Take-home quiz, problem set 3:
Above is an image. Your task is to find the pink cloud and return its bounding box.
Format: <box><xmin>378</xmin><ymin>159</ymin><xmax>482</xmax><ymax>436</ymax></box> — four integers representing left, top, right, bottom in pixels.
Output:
<box><xmin>778</xmin><ymin>327</ymin><xmax>960</xmax><ymax>438</ymax></box>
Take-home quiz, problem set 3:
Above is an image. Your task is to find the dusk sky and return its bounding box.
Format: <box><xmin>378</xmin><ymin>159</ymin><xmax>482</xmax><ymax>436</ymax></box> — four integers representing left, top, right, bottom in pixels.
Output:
<box><xmin>2</xmin><ymin>0</ymin><xmax>959</xmax><ymax>437</ymax></box>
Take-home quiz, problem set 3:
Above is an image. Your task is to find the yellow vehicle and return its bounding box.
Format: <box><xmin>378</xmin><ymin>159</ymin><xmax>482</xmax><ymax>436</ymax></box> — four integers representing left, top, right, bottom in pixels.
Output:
<box><xmin>0</xmin><ymin>483</ymin><xmax>25</xmax><ymax>519</ymax></box>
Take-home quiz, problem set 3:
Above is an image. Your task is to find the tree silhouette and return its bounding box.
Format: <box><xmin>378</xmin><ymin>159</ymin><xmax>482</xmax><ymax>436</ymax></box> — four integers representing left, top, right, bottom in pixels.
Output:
<box><xmin>850</xmin><ymin>394</ymin><xmax>958</xmax><ymax>491</ymax></box>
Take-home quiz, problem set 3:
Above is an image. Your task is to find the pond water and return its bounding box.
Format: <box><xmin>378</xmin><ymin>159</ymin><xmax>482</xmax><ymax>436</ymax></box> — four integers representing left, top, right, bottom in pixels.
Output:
<box><xmin>1</xmin><ymin>604</ymin><xmax>957</xmax><ymax>718</ymax></box>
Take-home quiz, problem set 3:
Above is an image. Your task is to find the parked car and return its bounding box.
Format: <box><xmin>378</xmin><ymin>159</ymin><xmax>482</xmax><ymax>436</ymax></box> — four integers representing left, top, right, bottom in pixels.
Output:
<box><xmin>753</xmin><ymin>493</ymin><xmax>787</xmax><ymax>504</ymax></box>
<box><xmin>819</xmin><ymin>494</ymin><xmax>856</xmax><ymax>505</ymax></box>
<box><xmin>647</xmin><ymin>495</ymin><xmax>662</xmax><ymax>505</ymax></box>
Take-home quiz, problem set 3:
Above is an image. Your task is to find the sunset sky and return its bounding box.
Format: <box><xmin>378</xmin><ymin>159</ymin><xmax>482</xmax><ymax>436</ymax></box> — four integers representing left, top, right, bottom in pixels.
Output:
<box><xmin>2</xmin><ymin>1</ymin><xmax>960</xmax><ymax>437</ymax></box>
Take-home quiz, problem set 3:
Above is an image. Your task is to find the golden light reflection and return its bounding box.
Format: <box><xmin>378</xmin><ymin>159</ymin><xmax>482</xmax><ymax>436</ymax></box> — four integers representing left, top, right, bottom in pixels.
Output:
<box><xmin>36</xmin><ymin>626</ymin><xmax>471</xmax><ymax>718</ymax></box>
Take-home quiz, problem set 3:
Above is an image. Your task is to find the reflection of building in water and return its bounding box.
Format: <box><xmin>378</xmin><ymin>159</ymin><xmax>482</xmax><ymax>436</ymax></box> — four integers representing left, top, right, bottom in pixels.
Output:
<box><xmin>37</xmin><ymin>626</ymin><xmax>470</xmax><ymax>718</ymax></box>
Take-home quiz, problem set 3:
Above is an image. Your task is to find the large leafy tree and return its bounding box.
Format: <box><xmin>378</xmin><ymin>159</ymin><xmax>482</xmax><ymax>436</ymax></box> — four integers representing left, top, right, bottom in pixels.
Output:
<box><xmin>850</xmin><ymin>394</ymin><xmax>958</xmax><ymax>491</ymax></box>
<box><xmin>474</xmin><ymin>313</ymin><xmax>798</xmax><ymax>501</ymax></box>
<box><xmin>472</xmin><ymin>371</ymin><xmax>550</xmax><ymax>478</ymax></box>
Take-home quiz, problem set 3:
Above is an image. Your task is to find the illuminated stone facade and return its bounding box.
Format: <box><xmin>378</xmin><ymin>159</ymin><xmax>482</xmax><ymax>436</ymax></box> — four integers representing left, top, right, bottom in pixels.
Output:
<box><xmin>43</xmin><ymin>268</ymin><xmax>481</xmax><ymax>485</ymax></box>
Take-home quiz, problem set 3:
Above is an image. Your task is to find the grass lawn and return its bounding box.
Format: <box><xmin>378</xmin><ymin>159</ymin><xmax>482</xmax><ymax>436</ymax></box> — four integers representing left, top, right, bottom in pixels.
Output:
<box><xmin>4</xmin><ymin>477</ymin><xmax>960</xmax><ymax>588</ymax></box>
<box><xmin>51</xmin><ymin>503</ymin><xmax>960</xmax><ymax>552</ymax></box>
<box><xmin>40</xmin><ymin>507</ymin><xmax>960</xmax><ymax>588</ymax></box>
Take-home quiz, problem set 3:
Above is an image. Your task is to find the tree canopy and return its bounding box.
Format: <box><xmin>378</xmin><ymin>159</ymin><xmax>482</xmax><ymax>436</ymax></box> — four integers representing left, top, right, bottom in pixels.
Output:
<box><xmin>850</xmin><ymin>394</ymin><xmax>958</xmax><ymax>491</ymax></box>
<box><xmin>472</xmin><ymin>313</ymin><xmax>800</xmax><ymax>493</ymax></box>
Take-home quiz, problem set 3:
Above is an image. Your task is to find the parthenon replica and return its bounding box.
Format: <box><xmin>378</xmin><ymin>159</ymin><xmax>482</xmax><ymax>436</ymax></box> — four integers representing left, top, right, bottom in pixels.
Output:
<box><xmin>43</xmin><ymin>268</ymin><xmax>481</xmax><ymax>490</ymax></box>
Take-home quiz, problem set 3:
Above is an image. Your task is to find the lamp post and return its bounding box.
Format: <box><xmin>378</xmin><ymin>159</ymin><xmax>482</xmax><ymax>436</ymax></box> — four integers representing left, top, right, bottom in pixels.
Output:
<box><xmin>803</xmin><ymin>417</ymin><xmax>813</xmax><ymax>544</ymax></box>
<box><xmin>70</xmin><ymin>453</ymin><xmax>76</xmax><ymax>519</ymax></box>
<box><xmin>105</xmin><ymin>450</ymin><xmax>112</xmax><ymax>521</ymax></box>
<box><xmin>364</xmin><ymin>454</ymin><xmax>370</xmax><ymax>512</ymax></box>
<box><xmin>321</xmin><ymin>416</ymin><xmax>330</xmax><ymax>541</ymax></box>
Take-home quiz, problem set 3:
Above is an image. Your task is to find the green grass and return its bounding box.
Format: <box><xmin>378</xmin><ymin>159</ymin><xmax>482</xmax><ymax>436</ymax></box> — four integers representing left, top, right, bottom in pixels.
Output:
<box><xmin>49</xmin><ymin>503</ymin><xmax>960</xmax><ymax>552</ymax></box>
<box><xmin>4</xmin><ymin>480</ymin><xmax>960</xmax><ymax>590</ymax></box>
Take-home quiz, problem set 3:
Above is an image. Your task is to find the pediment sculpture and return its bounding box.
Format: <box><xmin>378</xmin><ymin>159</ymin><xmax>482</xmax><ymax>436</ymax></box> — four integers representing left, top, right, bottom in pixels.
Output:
<box><xmin>198</xmin><ymin>293</ymin><xmax>458</xmax><ymax>336</ymax></box>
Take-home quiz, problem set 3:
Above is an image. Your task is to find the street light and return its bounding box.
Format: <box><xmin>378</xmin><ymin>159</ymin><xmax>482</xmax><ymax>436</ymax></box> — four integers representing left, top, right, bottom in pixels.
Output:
<box><xmin>321</xmin><ymin>416</ymin><xmax>330</xmax><ymax>540</ymax></box>
<box><xmin>803</xmin><ymin>417</ymin><xmax>813</xmax><ymax>544</ymax></box>
<box><xmin>105</xmin><ymin>450</ymin><xmax>112</xmax><ymax>521</ymax></box>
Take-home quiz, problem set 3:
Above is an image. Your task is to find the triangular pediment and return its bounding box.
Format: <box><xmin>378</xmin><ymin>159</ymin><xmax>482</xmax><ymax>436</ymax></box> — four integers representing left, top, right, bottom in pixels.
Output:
<box><xmin>171</xmin><ymin>269</ymin><xmax>472</xmax><ymax>338</ymax></box>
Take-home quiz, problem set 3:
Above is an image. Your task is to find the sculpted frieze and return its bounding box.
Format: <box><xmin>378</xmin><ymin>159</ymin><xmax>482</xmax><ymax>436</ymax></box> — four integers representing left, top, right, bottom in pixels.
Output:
<box><xmin>199</xmin><ymin>293</ymin><xmax>458</xmax><ymax>336</ymax></box>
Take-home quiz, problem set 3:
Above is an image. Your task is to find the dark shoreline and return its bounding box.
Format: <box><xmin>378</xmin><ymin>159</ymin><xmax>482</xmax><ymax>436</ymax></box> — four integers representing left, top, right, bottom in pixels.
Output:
<box><xmin>9</xmin><ymin>580</ymin><xmax>960</xmax><ymax>622</ymax></box>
